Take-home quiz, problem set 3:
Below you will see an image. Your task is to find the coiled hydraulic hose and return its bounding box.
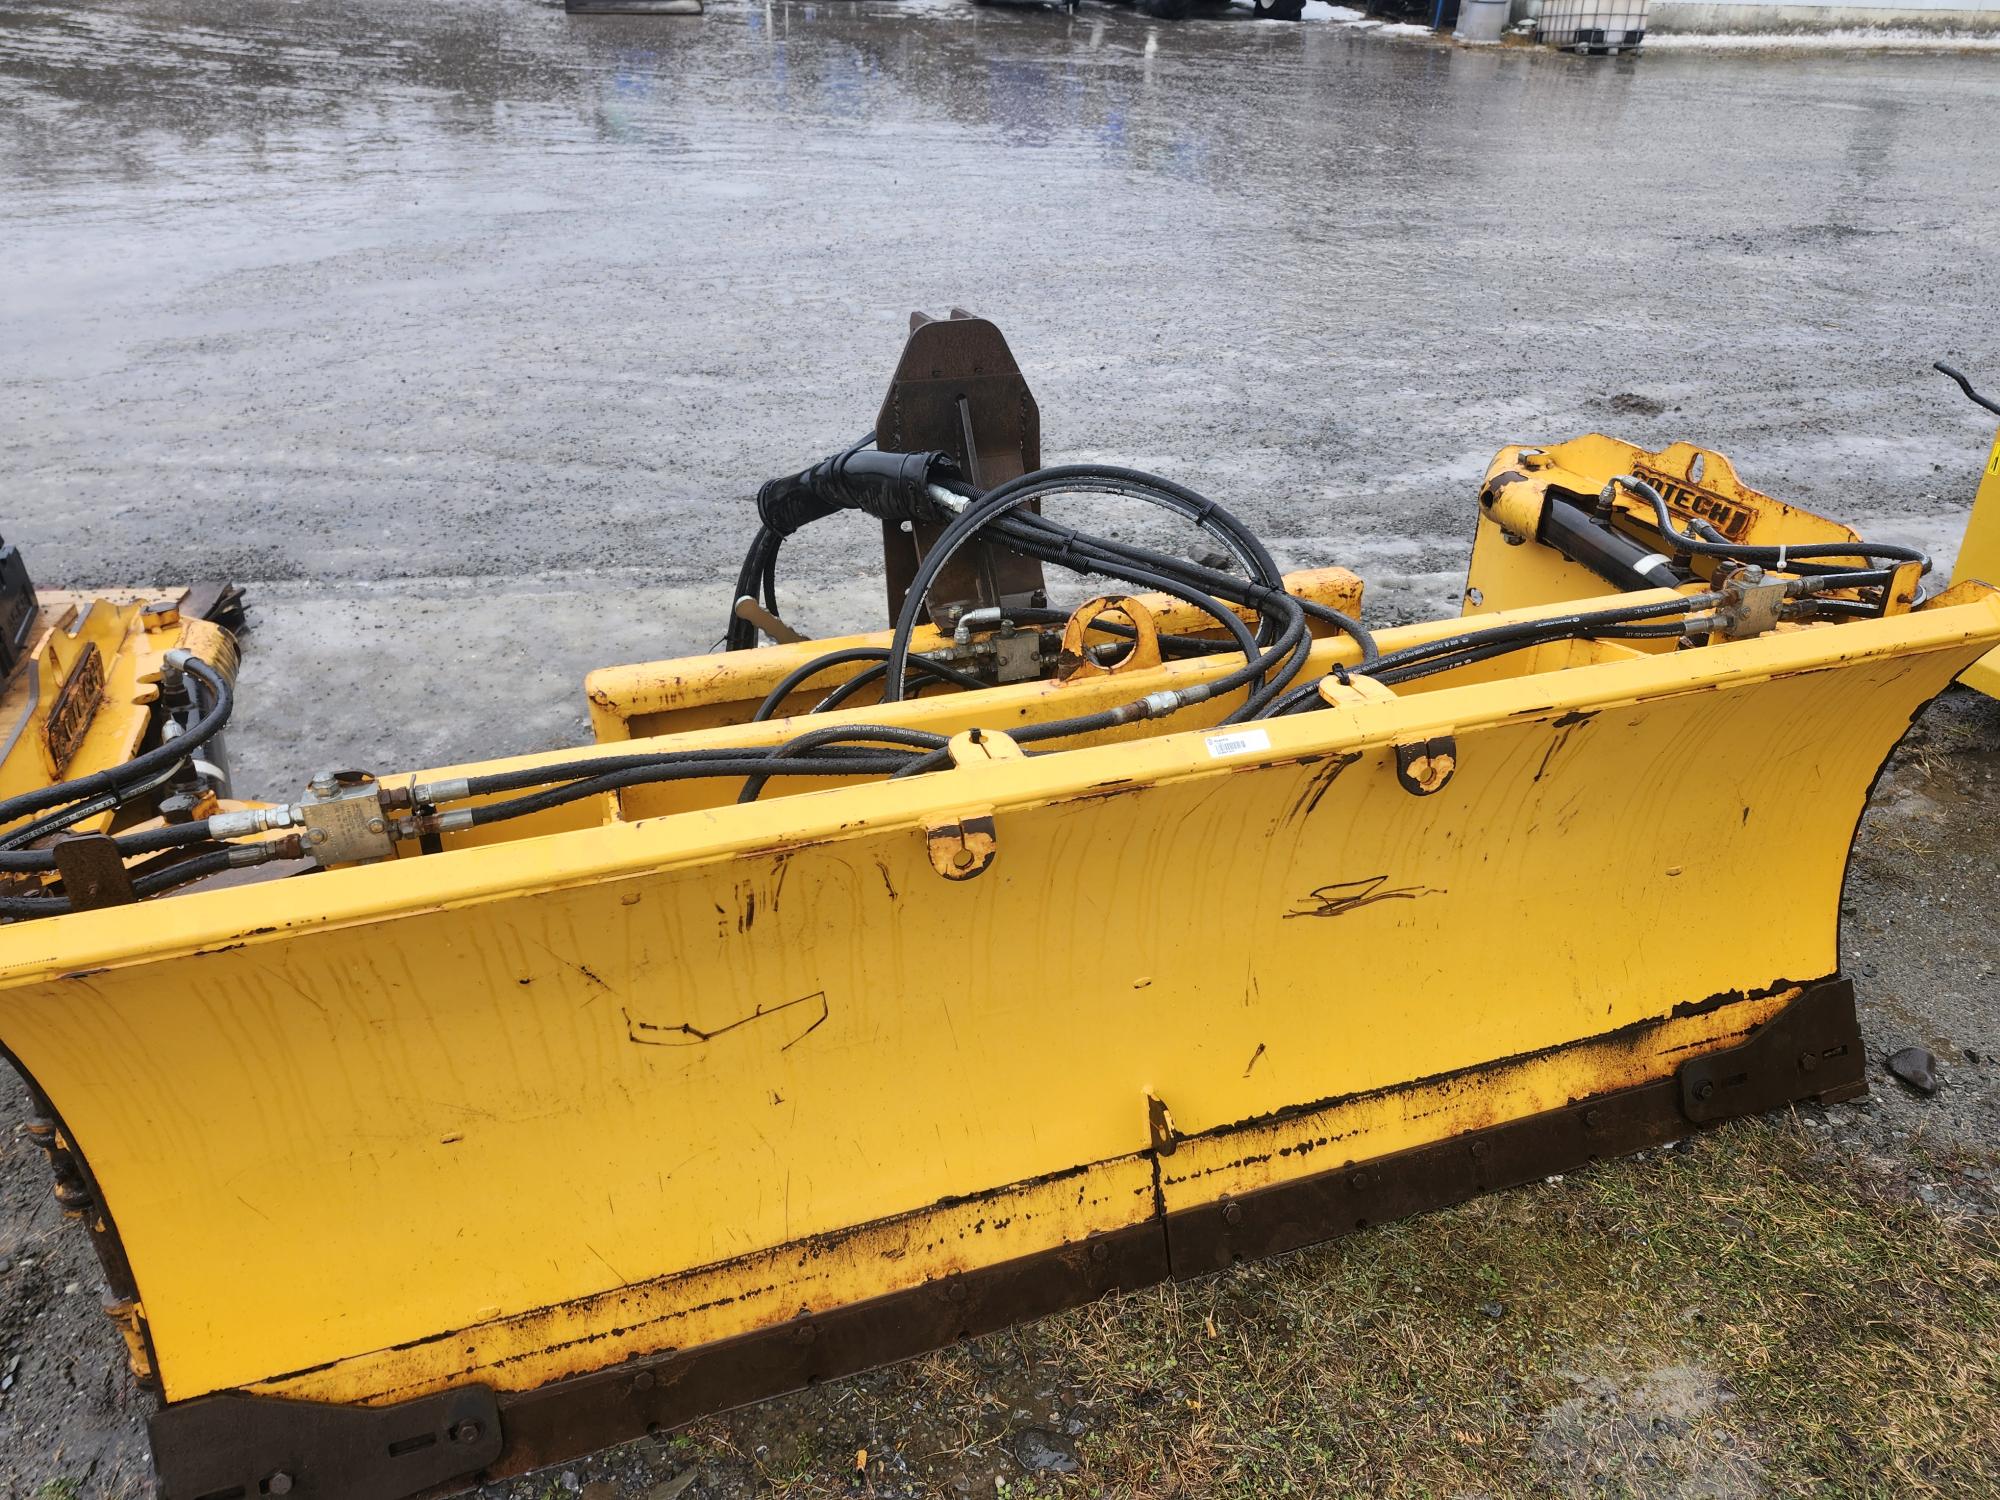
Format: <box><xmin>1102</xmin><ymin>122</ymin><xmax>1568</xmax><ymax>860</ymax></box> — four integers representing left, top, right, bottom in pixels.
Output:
<box><xmin>877</xmin><ymin>464</ymin><xmax>1359</xmax><ymax>719</ymax></box>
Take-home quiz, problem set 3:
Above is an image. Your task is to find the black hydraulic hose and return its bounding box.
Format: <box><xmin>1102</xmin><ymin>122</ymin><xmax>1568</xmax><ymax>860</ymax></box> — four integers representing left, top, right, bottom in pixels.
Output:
<box><xmin>1611</xmin><ymin>476</ymin><xmax>1930</xmax><ymax>573</ymax></box>
<box><xmin>752</xmin><ymin>649</ymin><xmax>989</xmax><ymax>724</ymax></box>
<box><xmin>877</xmin><ymin>470</ymin><xmax>1337</xmax><ymax>748</ymax></box>
<box><xmin>884</xmin><ymin>478</ymin><xmax>1267</xmax><ymax>704</ymax></box>
<box><xmin>996</xmin><ymin>606</ymin><xmax>1235</xmax><ymax>655</ymax></box>
<box><xmin>985</xmin><ymin>509</ymin><xmax>1376</xmax><ymax>668</ymax></box>
<box><xmin>884</xmin><ymin>701</ymin><xmax>1149</xmax><ymax>782</ymax></box>
<box><xmin>961</xmin><ymin>518</ymin><xmax>1271</xmax><ymax>674</ymax></box>
<box><xmin>810</xmin><ymin>664</ymin><xmax>892</xmax><ymax>714</ymax></box>
<box><xmin>991</xmin><ymin>529</ymin><xmax>1265</xmax><ymax>660</ymax></box>
<box><xmin>992</xmin><ymin>520</ymin><xmax>1295</xmax><ymax>644</ymax></box>
<box><xmin>0</xmin><ymin>762</ymin><xmax>183</xmax><ymax>860</ymax></box>
<box><xmin>1372</xmin><ymin>619</ymin><xmax>1719</xmax><ymax>687</ymax></box>
<box><xmin>932</xmin><ymin>465</ymin><xmax>1290</xmax><ymax>605</ymax></box>
<box><xmin>1936</xmin><ymin>361</ymin><xmax>2000</xmax><ymax>417</ymax></box>
<box><xmin>751</xmin><ymin>648</ymin><xmax>893</xmax><ymax>722</ymax></box>
<box><xmin>465</xmin><ymin>753</ymin><xmax>924</xmax><ymax>827</ymax></box>
<box><xmin>726</xmin><ymin>526</ymin><xmax>785</xmax><ymax>651</ymax></box>
<box><xmin>0</xmin><ymin>655</ymin><xmax>233</xmax><ymax>841</ymax></box>
<box><xmin>736</xmin><ymin>724</ymin><xmax>948</xmax><ymax>803</ymax></box>
<box><xmin>0</xmin><ymin>815</ymin><xmax>233</xmax><ymax>873</ymax></box>
<box><xmin>1362</xmin><ymin>592</ymin><xmax>1724</xmax><ymax>682</ymax></box>
<box><xmin>0</xmin><ymin>848</ymin><xmax>238</xmax><ymax>921</ymax></box>
<box><xmin>953</xmin><ymin>463</ymin><xmax>1291</xmax><ymax>591</ymax></box>
<box><xmin>993</xmin><ymin>506</ymin><xmax>1290</xmax><ymax>644</ymax></box>
<box><xmin>451</xmin><ymin>738</ymin><xmax>949</xmax><ymax>801</ymax></box>
<box><xmin>732</xmin><ymin>429</ymin><xmax>974</xmax><ymax>652</ymax></box>
<box><xmin>1265</xmin><ymin>592</ymin><xmax>1725</xmax><ymax>717</ymax></box>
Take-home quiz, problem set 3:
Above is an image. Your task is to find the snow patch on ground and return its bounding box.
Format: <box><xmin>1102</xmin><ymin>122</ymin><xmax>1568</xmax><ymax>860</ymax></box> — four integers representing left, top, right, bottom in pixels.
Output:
<box><xmin>1324</xmin><ymin>11</ymin><xmax>1436</xmax><ymax>29</ymax></box>
<box><xmin>1648</xmin><ymin>25</ymin><xmax>2000</xmax><ymax>46</ymax></box>
<box><xmin>875</xmin><ymin>0</ymin><xmax>981</xmax><ymax>15</ymax></box>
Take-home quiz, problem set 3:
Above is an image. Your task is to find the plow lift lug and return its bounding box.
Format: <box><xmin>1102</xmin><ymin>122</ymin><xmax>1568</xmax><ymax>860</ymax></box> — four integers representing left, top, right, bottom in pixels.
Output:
<box><xmin>876</xmin><ymin>309</ymin><xmax>1047</xmax><ymax>629</ymax></box>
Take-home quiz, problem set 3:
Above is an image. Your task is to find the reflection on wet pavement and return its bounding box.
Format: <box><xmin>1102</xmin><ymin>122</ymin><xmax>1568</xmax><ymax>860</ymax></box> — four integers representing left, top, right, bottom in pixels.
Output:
<box><xmin>1</xmin><ymin>0</ymin><xmax>1998</xmax><ymax>780</ymax></box>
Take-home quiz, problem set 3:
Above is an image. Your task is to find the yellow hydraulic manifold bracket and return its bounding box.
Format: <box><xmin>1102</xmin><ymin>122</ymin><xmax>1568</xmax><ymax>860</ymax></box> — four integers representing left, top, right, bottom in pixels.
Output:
<box><xmin>2</xmin><ymin>579</ymin><xmax>1997</xmax><ymax>1495</ymax></box>
<box><xmin>0</xmin><ymin>593</ymin><xmax>238</xmax><ymax>834</ymax></box>
<box><xmin>1463</xmin><ymin>435</ymin><xmax>1869</xmax><ymax>622</ymax></box>
<box><xmin>1465</xmin><ymin>424</ymin><xmax>1999</xmax><ymax>698</ymax></box>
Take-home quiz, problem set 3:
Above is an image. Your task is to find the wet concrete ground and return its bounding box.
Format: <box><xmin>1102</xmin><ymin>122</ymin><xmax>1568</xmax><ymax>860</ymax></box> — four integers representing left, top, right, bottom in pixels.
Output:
<box><xmin>2</xmin><ymin>0</ymin><xmax>1999</xmax><ymax>1495</ymax></box>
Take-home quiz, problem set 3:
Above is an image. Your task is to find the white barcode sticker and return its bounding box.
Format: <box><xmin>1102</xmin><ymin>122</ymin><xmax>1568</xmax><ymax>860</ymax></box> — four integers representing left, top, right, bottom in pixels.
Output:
<box><xmin>1203</xmin><ymin>727</ymin><xmax>1271</xmax><ymax>759</ymax></box>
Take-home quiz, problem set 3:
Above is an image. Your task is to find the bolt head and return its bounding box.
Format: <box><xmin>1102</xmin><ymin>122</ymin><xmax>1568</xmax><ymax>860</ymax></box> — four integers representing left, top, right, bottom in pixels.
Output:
<box><xmin>265</xmin><ymin>1472</ymin><xmax>294</xmax><ymax>1496</ymax></box>
<box><xmin>1222</xmin><ymin>1202</ymin><xmax>1244</xmax><ymax>1227</ymax></box>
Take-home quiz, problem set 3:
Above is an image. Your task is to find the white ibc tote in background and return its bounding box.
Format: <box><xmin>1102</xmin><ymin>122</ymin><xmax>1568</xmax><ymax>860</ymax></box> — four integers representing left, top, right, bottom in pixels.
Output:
<box><xmin>1537</xmin><ymin>0</ymin><xmax>1649</xmax><ymax>47</ymax></box>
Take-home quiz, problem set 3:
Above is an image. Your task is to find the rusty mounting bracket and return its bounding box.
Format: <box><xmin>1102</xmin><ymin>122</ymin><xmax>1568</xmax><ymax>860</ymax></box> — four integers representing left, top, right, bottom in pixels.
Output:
<box><xmin>52</xmin><ymin>834</ymin><xmax>135</xmax><ymax>910</ymax></box>
<box><xmin>874</xmin><ymin>309</ymin><xmax>1047</xmax><ymax>630</ymax></box>
<box><xmin>923</xmin><ymin>808</ymin><xmax>998</xmax><ymax>880</ymax></box>
<box><xmin>1677</xmin><ymin>978</ymin><xmax>1865</xmax><ymax>1122</ymax></box>
<box><xmin>1394</xmin><ymin>735</ymin><xmax>1457</xmax><ymax>796</ymax></box>
<box><xmin>149</xmin><ymin>1384</ymin><xmax>501</xmax><ymax>1500</ymax></box>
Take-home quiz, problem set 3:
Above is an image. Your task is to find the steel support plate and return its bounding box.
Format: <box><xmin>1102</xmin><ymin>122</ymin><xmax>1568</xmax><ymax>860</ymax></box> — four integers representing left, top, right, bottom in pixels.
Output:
<box><xmin>150</xmin><ymin>1384</ymin><xmax>501</xmax><ymax>1500</ymax></box>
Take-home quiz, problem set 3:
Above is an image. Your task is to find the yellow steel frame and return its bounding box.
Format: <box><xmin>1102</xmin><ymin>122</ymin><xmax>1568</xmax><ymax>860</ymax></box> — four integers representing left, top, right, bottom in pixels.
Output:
<box><xmin>585</xmin><ymin>566</ymin><xmax>1365</xmax><ymax>742</ymax></box>
<box><xmin>1462</xmin><ymin>434</ymin><xmax>1866</xmax><ymax>622</ymax></box>
<box><xmin>0</xmin><ymin>592</ymin><xmax>236</xmax><ymax>839</ymax></box>
<box><xmin>1</xmin><ymin>583</ymin><xmax>1994</xmax><ymax>1414</ymax></box>
<box><xmin>1952</xmin><ymin>427</ymin><xmax>2000</xmax><ymax>698</ymax></box>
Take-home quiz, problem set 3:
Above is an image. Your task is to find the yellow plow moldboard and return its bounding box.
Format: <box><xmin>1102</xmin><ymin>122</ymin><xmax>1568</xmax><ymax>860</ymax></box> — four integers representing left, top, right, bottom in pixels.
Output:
<box><xmin>2</xmin><ymin>590</ymin><xmax>1997</xmax><ymax>1499</ymax></box>
<box><xmin>1953</xmin><ymin>426</ymin><xmax>2000</xmax><ymax>698</ymax></box>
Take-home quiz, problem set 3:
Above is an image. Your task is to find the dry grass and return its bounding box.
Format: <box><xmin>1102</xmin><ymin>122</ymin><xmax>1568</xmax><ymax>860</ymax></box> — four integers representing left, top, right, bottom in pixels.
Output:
<box><xmin>690</xmin><ymin>1119</ymin><xmax>2000</xmax><ymax>1499</ymax></box>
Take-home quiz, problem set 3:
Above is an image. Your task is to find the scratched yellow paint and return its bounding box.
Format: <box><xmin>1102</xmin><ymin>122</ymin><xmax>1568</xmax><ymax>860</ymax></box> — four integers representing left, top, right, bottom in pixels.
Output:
<box><xmin>0</xmin><ymin>588</ymin><xmax>1994</xmax><ymax>1411</ymax></box>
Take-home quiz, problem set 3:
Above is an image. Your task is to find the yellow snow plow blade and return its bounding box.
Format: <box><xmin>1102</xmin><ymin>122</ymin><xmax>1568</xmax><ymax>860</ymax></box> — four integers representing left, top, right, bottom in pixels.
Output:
<box><xmin>1951</xmin><ymin>425</ymin><xmax>2000</xmax><ymax>697</ymax></box>
<box><xmin>3</xmin><ymin>578</ymin><xmax>1996</xmax><ymax>1496</ymax></box>
<box><xmin>5</xmin><ymin>308</ymin><xmax>1990</xmax><ymax>1496</ymax></box>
